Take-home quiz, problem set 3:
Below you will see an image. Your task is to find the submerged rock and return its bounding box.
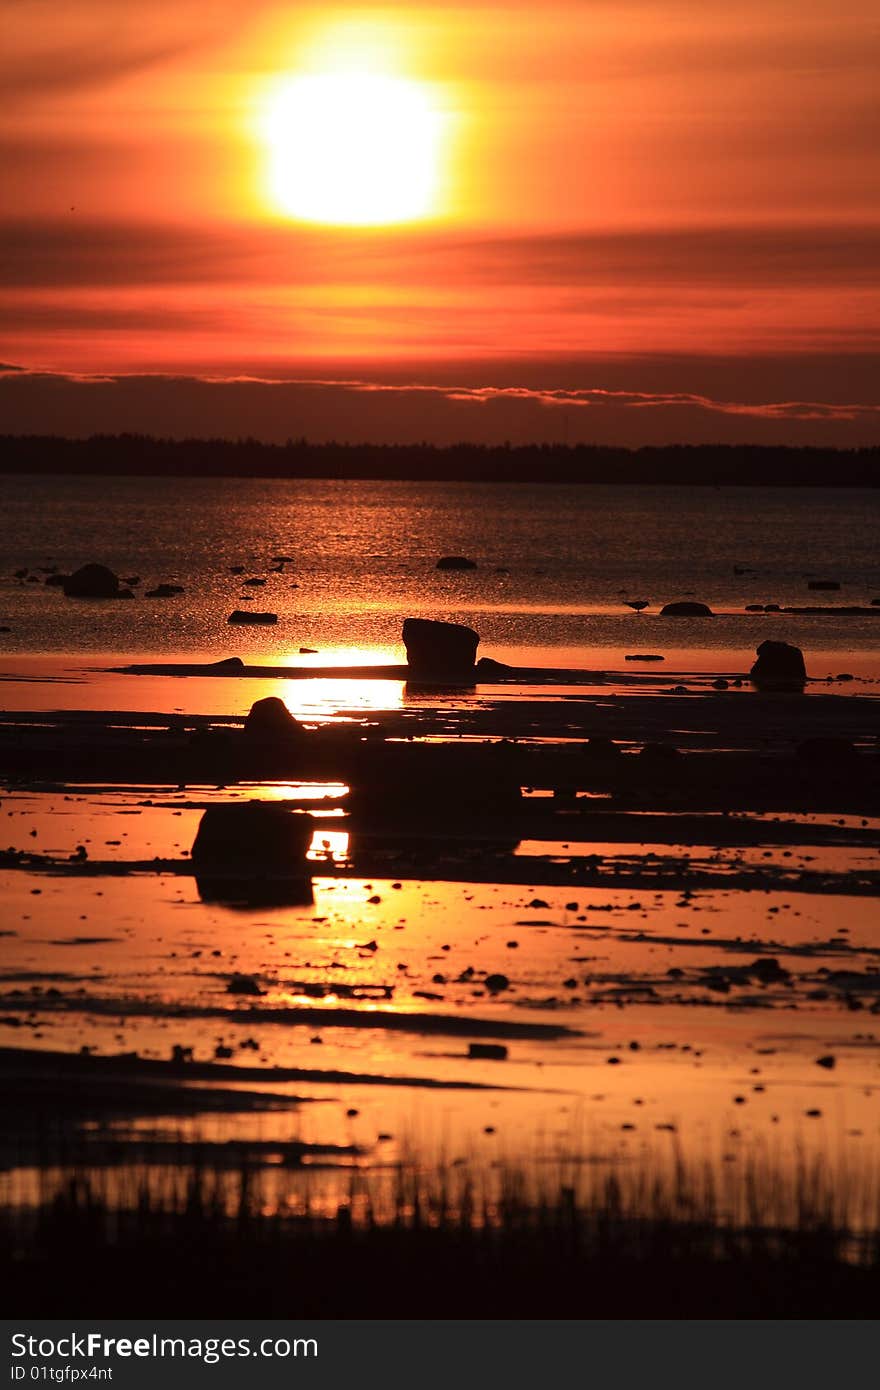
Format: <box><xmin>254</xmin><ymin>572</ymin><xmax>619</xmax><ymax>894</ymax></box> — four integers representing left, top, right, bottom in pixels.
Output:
<box><xmin>750</xmin><ymin>640</ymin><xmax>806</xmax><ymax>691</ymax></box>
<box><xmin>436</xmin><ymin>555</ymin><xmax>477</xmax><ymax>570</ymax></box>
<box><xmin>403</xmin><ymin>617</ymin><xmax>479</xmax><ymax>680</ymax></box>
<box><xmin>145</xmin><ymin>583</ymin><xmax>184</xmax><ymax>598</ymax></box>
<box><xmin>63</xmin><ymin>563</ymin><xmax>125</xmax><ymax>599</ymax></box>
<box><xmin>659</xmin><ymin>601</ymin><xmax>714</xmax><ymax>616</ymax></box>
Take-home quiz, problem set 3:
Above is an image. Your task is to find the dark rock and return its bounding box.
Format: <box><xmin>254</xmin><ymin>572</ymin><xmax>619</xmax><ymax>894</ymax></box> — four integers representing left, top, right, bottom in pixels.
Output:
<box><xmin>807</xmin><ymin>580</ymin><xmax>840</xmax><ymax>590</ymax></box>
<box><xmin>243</xmin><ymin>697</ymin><xmax>301</xmax><ymax>743</ymax></box>
<box><xmin>659</xmin><ymin>601</ymin><xmax>714</xmax><ymax>616</ymax></box>
<box><xmin>748</xmin><ymin>957</ymin><xmax>790</xmax><ymax>983</ymax></box>
<box><xmin>815</xmin><ymin>1054</ymin><xmax>836</xmax><ymax>1070</ymax></box>
<box><xmin>712</xmin><ymin>678</ymin><xmax>729</xmax><ymax>689</ymax></box>
<box><xmin>436</xmin><ymin>556</ymin><xmax>477</xmax><ymax>570</ymax></box>
<box><xmin>764</xmin><ymin>603</ymin><xmax>780</xmax><ymax>612</ymax></box>
<box><xmin>209</xmin><ymin>657</ymin><xmax>245</xmax><ymax>671</ymax></box>
<box><xmin>145</xmin><ymin>583</ymin><xmax>184</xmax><ymax>598</ymax></box>
<box><xmin>62</xmin><ymin>563</ymin><xmax>123</xmax><ymax>599</ymax></box>
<box><xmin>229</xmin><ymin>565</ymin><xmax>245</xmax><ymax>574</ymax></box>
<box><xmin>745</xmin><ymin>604</ymin><xmax>764</xmax><ymax>612</ymax></box>
<box><xmin>244</xmin><ymin>577</ymin><xmax>266</xmax><ymax>586</ymax></box>
<box><xmin>625</xmin><ymin>653</ymin><xmax>665</xmax><ymax>661</ymax></box>
<box><xmin>192</xmin><ymin>803</ymin><xmax>312</xmax><ymax>907</ymax></box>
<box><xmin>484</xmin><ymin>973</ymin><xmax>510</xmax><ymax>993</ymax></box>
<box><xmin>122</xmin><ymin>576</ymin><xmax>140</xmax><ymax>587</ymax></box>
<box><xmin>403</xmin><ymin>617</ymin><xmax>479</xmax><ymax>680</ymax></box>
<box><xmin>44</xmin><ymin>573</ymin><xmax>68</xmax><ymax>587</ymax></box>
<box><xmin>226</xmin><ymin>974</ymin><xmax>263</xmax><ymax>996</ymax></box>
<box><xmin>227</xmin><ymin>610</ymin><xmax>277</xmax><ymax>625</ymax></box>
<box><xmin>193</xmin><ymin>803</ymin><xmax>310</xmax><ymax>869</ymax></box>
<box><xmin>468</xmin><ymin>1042</ymin><xmax>508</xmax><ymax>1060</ymax></box>
<box><xmin>475</xmin><ymin>656</ymin><xmax>514</xmax><ymax>678</ymax></box>
<box><xmin>750</xmin><ymin>640</ymin><xmax>806</xmax><ymax>691</ymax></box>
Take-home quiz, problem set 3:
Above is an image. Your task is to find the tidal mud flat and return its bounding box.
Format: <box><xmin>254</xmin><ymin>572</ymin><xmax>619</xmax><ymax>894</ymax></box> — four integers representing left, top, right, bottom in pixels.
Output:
<box><xmin>1</xmin><ymin>613</ymin><xmax>879</xmax><ymax>1315</ymax></box>
<box><xmin>1</xmin><ymin>475</ymin><xmax>879</xmax><ymax>1311</ymax></box>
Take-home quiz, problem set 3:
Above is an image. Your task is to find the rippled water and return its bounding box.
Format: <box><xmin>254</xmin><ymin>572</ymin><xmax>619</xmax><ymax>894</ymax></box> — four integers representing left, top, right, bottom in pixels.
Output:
<box><xmin>1</xmin><ymin>476</ymin><xmax>878</xmax><ymax>672</ymax></box>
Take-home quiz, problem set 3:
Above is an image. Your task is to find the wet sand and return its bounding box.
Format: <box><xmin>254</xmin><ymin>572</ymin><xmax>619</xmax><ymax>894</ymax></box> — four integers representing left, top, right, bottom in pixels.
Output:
<box><xmin>1</xmin><ymin>649</ymin><xmax>878</xmax><ymax>1211</ymax></box>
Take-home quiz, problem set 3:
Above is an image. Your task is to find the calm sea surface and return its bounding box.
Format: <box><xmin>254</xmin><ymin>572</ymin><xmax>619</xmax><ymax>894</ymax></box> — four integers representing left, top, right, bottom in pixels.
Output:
<box><xmin>1</xmin><ymin>476</ymin><xmax>878</xmax><ymax>674</ymax></box>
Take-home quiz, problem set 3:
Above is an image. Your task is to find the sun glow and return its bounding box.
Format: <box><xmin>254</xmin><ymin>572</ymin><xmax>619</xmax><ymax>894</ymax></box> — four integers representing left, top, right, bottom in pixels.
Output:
<box><xmin>262</xmin><ymin>70</ymin><xmax>444</xmax><ymax>225</ymax></box>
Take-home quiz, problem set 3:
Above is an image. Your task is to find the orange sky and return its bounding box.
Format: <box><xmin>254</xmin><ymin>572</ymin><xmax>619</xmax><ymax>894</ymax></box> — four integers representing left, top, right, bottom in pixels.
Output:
<box><xmin>2</xmin><ymin>0</ymin><xmax>879</xmax><ymax>443</ymax></box>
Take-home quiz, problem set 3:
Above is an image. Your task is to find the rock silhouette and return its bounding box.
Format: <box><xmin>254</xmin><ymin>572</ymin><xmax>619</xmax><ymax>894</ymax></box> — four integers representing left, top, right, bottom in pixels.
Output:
<box><xmin>227</xmin><ymin>610</ymin><xmax>277</xmax><ymax>625</ymax></box>
<box><xmin>192</xmin><ymin>803</ymin><xmax>313</xmax><ymax>908</ymax></box>
<box><xmin>660</xmin><ymin>601</ymin><xmax>714</xmax><ymax>617</ymax></box>
<box><xmin>403</xmin><ymin>617</ymin><xmax>480</xmax><ymax>680</ymax></box>
<box><xmin>243</xmin><ymin>697</ymin><xmax>302</xmax><ymax>744</ymax></box>
<box><xmin>63</xmin><ymin>563</ymin><xmax>127</xmax><ymax>599</ymax></box>
<box><xmin>750</xmin><ymin>640</ymin><xmax>806</xmax><ymax>691</ymax></box>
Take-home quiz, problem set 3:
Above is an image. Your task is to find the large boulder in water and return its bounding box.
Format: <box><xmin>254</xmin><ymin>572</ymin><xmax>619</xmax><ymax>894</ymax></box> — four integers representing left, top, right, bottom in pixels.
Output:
<box><xmin>660</xmin><ymin>601</ymin><xmax>714</xmax><ymax>617</ymax></box>
<box><xmin>243</xmin><ymin>697</ymin><xmax>302</xmax><ymax>743</ymax></box>
<box><xmin>192</xmin><ymin>803</ymin><xmax>312</xmax><ymax>870</ymax></box>
<box><xmin>750</xmin><ymin>640</ymin><xmax>806</xmax><ymax>691</ymax></box>
<box><xmin>191</xmin><ymin>803</ymin><xmax>313</xmax><ymax>907</ymax></box>
<box><xmin>63</xmin><ymin>563</ymin><xmax>123</xmax><ymax>599</ymax></box>
<box><xmin>403</xmin><ymin>618</ymin><xmax>479</xmax><ymax>680</ymax></box>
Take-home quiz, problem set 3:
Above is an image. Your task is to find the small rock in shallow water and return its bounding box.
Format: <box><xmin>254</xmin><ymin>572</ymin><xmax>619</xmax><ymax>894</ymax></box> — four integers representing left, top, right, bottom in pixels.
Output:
<box><xmin>484</xmin><ymin>973</ymin><xmax>510</xmax><ymax>993</ymax></box>
<box><xmin>660</xmin><ymin>601</ymin><xmax>714</xmax><ymax>616</ymax></box>
<box><xmin>436</xmin><ymin>555</ymin><xmax>477</xmax><ymax>570</ymax></box>
<box><xmin>227</xmin><ymin>610</ymin><xmax>277</xmax><ymax>625</ymax></box>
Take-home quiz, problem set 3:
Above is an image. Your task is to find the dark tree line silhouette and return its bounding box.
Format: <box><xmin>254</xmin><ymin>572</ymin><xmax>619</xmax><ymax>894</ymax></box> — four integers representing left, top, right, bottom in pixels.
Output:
<box><xmin>1</xmin><ymin>434</ymin><xmax>878</xmax><ymax>485</ymax></box>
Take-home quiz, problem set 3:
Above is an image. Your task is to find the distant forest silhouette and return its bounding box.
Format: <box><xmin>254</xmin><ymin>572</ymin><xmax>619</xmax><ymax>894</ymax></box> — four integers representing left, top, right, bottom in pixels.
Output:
<box><xmin>2</xmin><ymin>434</ymin><xmax>878</xmax><ymax>486</ymax></box>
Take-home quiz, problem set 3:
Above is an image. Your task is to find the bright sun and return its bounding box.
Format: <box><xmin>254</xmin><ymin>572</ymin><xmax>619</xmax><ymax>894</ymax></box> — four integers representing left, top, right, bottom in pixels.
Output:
<box><xmin>263</xmin><ymin>72</ymin><xmax>443</xmax><ymax>226</ymax></box>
